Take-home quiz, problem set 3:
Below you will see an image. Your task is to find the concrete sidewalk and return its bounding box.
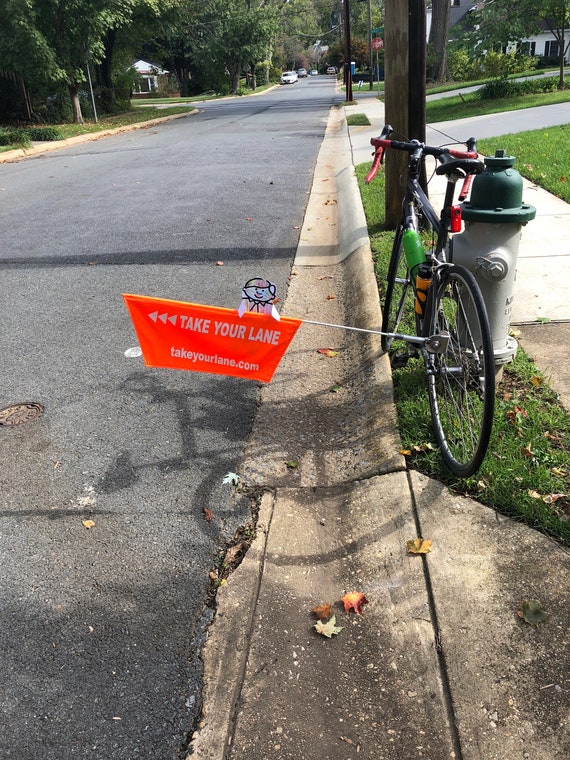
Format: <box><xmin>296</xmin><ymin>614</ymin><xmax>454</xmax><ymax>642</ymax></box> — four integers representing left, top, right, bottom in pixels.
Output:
<box><xmin>190</xmin><ymin>101</ymin><xmax>570</xmax><ymax>758</ymax></box>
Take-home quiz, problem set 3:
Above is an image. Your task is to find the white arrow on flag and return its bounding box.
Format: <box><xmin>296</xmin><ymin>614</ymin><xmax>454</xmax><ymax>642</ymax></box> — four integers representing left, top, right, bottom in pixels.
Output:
<box><xmin>149</xmin><ymin>310</ymin><xmax>177</xmax><ymax>326</ymax></box>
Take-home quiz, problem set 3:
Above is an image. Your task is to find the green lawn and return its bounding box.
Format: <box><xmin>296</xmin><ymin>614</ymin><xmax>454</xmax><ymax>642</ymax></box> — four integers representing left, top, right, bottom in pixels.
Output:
<box><xmin>354</xmin><ymin>148</ymin><xmax>570</xmax><ymax>546</ymax></box>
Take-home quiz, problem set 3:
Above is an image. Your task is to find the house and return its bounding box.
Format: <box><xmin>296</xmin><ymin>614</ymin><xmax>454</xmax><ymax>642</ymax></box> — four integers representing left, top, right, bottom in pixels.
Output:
<box><xmin>435</xmin><ymin>1</ymin><xmax>569</xmax><ymax>65</ymax></box>
<box><xmin>131</xmin><ymin>60</ymin><xmax>170</xmax><ymax>97</ymax></box>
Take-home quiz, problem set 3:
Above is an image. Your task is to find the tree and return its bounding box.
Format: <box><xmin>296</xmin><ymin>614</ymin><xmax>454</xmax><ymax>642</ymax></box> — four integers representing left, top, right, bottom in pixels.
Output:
<box><xmin>467</xmin><ymin>0</ymin><xmax>569</xmax><ymax>89</ymax></box>
<box><xmin>428</xmin><ymin>0</ymin><xmax>450</xmax><ymax>82</ymax></box>
<box><xmin>193</xmin><ymin>0</ymin><xmax>278</xmax><ymax>94</ymax></box>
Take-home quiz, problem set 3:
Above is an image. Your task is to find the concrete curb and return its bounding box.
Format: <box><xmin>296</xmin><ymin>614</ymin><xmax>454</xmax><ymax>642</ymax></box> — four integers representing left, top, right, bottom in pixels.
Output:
<box><xmin>0</xmin><ymin>109</ymin><xmax>198</xmax><ymax>163</ymax></box>
<box><xmin>296</xmin><ymin>107</ymin><xmax>370</xmax><ymax>267</ymax></box>
<box><xmin>188</xmin><ymin>491</ymin><xmax>276</xmax><ymax>757</ymax></box>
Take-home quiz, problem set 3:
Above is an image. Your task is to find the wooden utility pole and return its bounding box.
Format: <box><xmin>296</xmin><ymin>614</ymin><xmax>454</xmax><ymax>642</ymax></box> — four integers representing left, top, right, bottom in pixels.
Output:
<box><xmin>343</xmin><ymin>0</ymin><xmax>353</xmax><ymax>103</ymax></box>
<box><xmin>384</xmin><ymin>0</ymin><xmax>427</xmax><ymax>227</ymax></box>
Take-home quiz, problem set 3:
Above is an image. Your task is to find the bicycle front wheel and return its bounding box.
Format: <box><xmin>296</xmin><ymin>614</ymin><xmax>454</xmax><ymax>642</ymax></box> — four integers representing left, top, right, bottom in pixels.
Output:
<box><xmin>424</xmin><ymin>265</ymin><xmax>495</xmax><ymax>478</ymax></box>
<box><xmin>381</xmin><ymin>225</ymin><xmax>414</xmax><ymax>353</ymax></box>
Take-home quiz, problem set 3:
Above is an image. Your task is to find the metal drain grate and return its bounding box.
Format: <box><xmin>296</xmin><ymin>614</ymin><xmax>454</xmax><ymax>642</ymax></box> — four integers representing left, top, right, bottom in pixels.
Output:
<box><xmin>0</xmin><ymin>403</ymin><xmax>44</xmax><ymax>427</ymax></box>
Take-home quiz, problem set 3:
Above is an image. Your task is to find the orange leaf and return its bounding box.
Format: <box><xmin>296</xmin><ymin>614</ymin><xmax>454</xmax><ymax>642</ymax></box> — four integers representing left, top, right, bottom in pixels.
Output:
<box><xmin>312</xmin><ymin>603</ymin><xmax>332</xmax><ymax>620</ymax></box>
<box><xmin>520</xmin><ymin>443</ymin><xmax>534</xmax><ymax>459</ymax></box>
<box><xmin>407</xmin><ymin>538</ymin><xmax>432</xmax><ymax>554</ymax></box>
<box><xmin>317</xmin><ymin>348</ymin><xmax>339</xmax><ymax>357</ymax></box>
<box><xmin>203</xmin><ymin>507</ymin><xmax>214</xmax><ymax>522</ymax></box>
<box><xmin>82</xmin><ymin>519</ymin><xmax>96</xmax><ymax>529</ymax></box>
<box><xmin>340</xmin><ymin>591</ymin><xmax>369</xmax><ymax>615</ymax></box>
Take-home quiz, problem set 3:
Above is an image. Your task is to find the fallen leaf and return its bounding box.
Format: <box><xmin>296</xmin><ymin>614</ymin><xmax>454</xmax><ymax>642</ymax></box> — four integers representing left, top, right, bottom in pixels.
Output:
<box><xmin>330</xmin><ymin>384</ymin><xmax>343</xmax><ymax>393</ymax></box>
<box><xmin>399</xmin><ymin>449</ymin><xmax>412</xmax><ymax>456</ymax></box>
<box><xmin>314</xmin><ymin>615</ymin><xmax>343</xmax><ymax>638</ymax></box>
<box><xmin>407</xmin><ymin>538</ymin><xmax>432</xmax><ymax>554</ymax></box>
<box><xmin>517</xmin><ymin>598</ymin><xmax>548</xmax><ymax>625</ymax></box>
<box><xmin>317</xmin><ymin>348</ymin><xmax>339</xmax><ymax>358</ymax></box>
<box><xmin>82</xmin><ymin>519</ymin><xmax>95</xmax><ymax>529</ymax></box>
<box><xmin>340</xmin><ymin>591</ymin><xmax>369</xmax><ymax>615</ymax></box>
<box><xmin>520</xmin><ymin>443</ymin><xmax>534</xmax><ymax>459</ymax></box>
<box><xmin>312</xmin><ymin>603</ymin><xmax>332</xmax><ymax>620</ymax></box>
<box><xmin>245</xmin><ymin>217</ymin><xmax>253</xmax><ymax>221</ymax></box>
<box><xmin>222</xmin><ymin>472</ymin><xmax>240</xmax><ymax>486</ymax></box>
<box><xmin>318</xmin><ymin>275</ymin><xmax>333</xmax><ymax>280</ymax></box>
<box><xmin>223</xmin><ymin>540</ymin><xmax>247</xmax><ymax>567</ymax></box>
<box><xmin>216</xmin><ymin>261</ymin><xmax>224</xmax><ymax>266</ymax></box>
<box><xmin>543</xmin><ymin>493</ymin><xmax>567</xmax><ymax>504</ymax></box>
<box><xmin>528</xmin><ymin>490</ymin><xmax>542</xmax><ymax>500</ymax></box>
<box><xmin>531</xmin><ymin>375</ymin><xmax>544</xmax><ymax>387</ymax></box>
<box><xmin>325</xmin><ymin>294</ymin><xmax>336</xmax><ymax>300</ymax></box>
<box><xmin>545</xmin><ymin>431</ymin><xmax>562</xmax><ymax>444</ymax></box>
<box><xmin>203</xmin><ymin>507</ymin><xmax>214</xmax><ymax>522</ymax></box>
<box><xmin>285</xmin><ymin>460</ymin><xmax>299</xmax><ymax>469</ymax></box>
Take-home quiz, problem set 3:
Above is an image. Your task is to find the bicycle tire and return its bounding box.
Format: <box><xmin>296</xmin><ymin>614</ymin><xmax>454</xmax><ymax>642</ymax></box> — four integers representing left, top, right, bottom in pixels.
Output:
<box><xmin>381</xmin><ymin>224</ymin><xmax>414</xmax><ymax>353</ymax></box>
<box><xmin>423</xmin><ymin>264</ymin><xmax>495</xmax><ymax>478</ymax></box>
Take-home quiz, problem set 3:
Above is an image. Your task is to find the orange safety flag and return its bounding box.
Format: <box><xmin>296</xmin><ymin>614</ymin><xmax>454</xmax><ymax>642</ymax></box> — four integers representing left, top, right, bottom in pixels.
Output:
<box><xmin>123</xmin><ymin>293</ymin><xmax>302</xmax><ymax>383</ymax></box>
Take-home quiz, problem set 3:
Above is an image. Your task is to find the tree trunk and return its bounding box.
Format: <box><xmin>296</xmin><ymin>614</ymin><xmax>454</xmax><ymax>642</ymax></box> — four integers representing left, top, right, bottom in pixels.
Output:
<box><xmin>559</xmin><ymin>29</ymin><xmax>566</xmax><ymax>90</ymax></box>
<box><xmin>69</xmin><ymin>82</ymin><xmax>84</xmax><ymax>124</ymax></box>
<box><xmin>428</xmin><ymin>0</ymin><xmax>450</xmax><ymax>83</ymax></box>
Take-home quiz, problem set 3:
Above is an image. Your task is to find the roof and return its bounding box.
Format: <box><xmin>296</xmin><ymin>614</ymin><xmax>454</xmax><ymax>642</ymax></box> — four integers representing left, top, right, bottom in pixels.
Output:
<box><xmin>131</xmin><ymin>59</ymin><xmax>169</xmax><ymax>76</ymax></box>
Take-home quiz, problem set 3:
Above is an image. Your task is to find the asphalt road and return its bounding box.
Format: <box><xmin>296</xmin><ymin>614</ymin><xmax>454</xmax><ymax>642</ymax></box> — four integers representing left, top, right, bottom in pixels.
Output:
<box><xmin>0</xmin><ymin>77</ymin><xmax>342</xmax><ymax>759</ymax></box>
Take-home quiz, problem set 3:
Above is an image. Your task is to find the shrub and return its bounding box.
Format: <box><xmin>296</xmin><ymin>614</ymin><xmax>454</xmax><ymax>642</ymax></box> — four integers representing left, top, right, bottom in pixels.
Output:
<box><xmin>26</xmin><ymin>126</ymin><xmax>64</xmax><ymax>141</ymax></box>
<box><xmin>0</xmin><ymin>127</ymin><xmax>30</xmax><ymax>147</ymax></box>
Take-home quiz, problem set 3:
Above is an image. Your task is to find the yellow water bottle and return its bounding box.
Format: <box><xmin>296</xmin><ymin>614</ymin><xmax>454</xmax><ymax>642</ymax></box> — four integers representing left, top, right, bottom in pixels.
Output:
<box><xmin>414</xmin><ymin>263</ymin><xmax>432</xmax><ymax>317</ymax></box>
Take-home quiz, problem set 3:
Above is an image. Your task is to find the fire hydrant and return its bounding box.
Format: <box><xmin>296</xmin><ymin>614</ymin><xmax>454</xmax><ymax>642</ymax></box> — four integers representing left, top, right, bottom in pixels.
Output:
<box><xmin>450</xmin><ymin>150</ymin><xmax>536</xmax><ymax>368</ymax></box>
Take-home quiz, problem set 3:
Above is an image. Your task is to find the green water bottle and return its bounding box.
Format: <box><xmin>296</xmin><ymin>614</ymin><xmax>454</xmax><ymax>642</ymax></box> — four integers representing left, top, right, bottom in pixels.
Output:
<box><xmin>402</xmin><ymin>229</ymin><xmax>426</xmax><ymax>277</ymax></box>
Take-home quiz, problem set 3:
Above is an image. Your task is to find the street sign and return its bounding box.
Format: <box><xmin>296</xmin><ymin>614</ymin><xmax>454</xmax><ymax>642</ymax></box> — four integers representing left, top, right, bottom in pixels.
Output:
<box><xmin>372</xmin><ymin>38</ymin><xmax>384</xmax><ymax>51</ymax></box>
<box><xmin>370</xmin><ymin>27</ymin><xmax>384</xmax><ymax>36</ymax></box>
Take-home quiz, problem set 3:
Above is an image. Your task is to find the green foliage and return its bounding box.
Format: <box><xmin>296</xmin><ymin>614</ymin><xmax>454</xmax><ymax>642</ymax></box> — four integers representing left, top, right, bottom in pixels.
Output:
<box><xmin>355</xmin><ymin>159</ymin><xmax>570</xmax><ymax>545</ymax></box>
<box><xmin>26</xmin><ymin>126</ymin><xmax>64</xmax><ymax>141</ymax></box>
<box><xmin>0</xmin><ymin>127</ymin><xmax>30</xmax><ymax>147</ymax></box>
<box><xmin>478</xmin><ymin>75</ymin><xmax>561</xmax><ymax>100</ymax></box>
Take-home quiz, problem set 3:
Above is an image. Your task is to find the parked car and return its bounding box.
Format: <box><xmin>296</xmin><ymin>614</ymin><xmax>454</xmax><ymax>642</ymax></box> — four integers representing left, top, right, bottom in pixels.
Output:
<box><xmin>309</xmin><ymin>69</ymin><xmax>318</xmax><ymax>76</ymax></box>
<box><xmin>297</xmin><ymin>68</ymin><xmax>307</xmax><ymax>78</ymax></box>
<box><xmin>280</xmin><ymin>71</ymin><xmax>298</xmax><ymax>84</ymax></box>
<box><xmin>326</xmin><ymin>66</ymin><xmax>337</xmax><ymax>75</ymax></box>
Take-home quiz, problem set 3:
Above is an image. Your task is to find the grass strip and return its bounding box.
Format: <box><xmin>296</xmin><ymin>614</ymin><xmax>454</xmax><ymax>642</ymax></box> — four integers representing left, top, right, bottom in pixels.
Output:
<box><xmin>355</xmin><ymin>162</ymin><xmax>570</xmax><ymax>546</ymax></box>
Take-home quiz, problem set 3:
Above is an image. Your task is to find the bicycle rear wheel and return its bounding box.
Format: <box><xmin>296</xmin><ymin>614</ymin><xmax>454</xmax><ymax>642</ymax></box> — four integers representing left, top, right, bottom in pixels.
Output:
<box><xmin>424</xmin><ymin>265</ymin><xmax>495</xmax><ymax>478</ymax></box>
<box><xmin>381</xmin><ymin>225</ymin><xmax>414</xmax><ymax>353</ymax></box>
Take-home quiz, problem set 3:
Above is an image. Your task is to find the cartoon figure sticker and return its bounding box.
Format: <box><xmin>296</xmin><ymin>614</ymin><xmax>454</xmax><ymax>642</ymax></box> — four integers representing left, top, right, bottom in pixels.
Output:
<box><xmin>238</xmin><ymin>278</ymin><xmax>280</xmax><ymax>320</ymax></box>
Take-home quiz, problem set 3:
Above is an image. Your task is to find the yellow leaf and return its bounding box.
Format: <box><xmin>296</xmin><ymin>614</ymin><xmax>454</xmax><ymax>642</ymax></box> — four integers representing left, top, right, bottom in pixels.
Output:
<box><xmin>407</xmin><ymin>538</ymin><xmax>432</xmax><ymax>554</ymax></box>
<box><xmin>314</xmin><ymin>615</ymin><xmax>343</xmax><ymax>638</ymax></box>
<box><xmin>527</xmin><ymin>490</ymin><xmax>542</xmax><ymax>500</ymax></box>
<box><xmin>82</xmin><ymin>519</ymin><xmax>96</xmax><ymax>529</ymax></box>
<box><xmin>399</xmin><ymin>449</ymin><xmax>412</xmax><ymax>456</ymax></box>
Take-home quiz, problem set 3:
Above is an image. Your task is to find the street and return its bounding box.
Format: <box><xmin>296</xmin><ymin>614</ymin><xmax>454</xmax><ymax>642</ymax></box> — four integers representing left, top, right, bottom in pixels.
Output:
<box><xmin>0</xmin><ymin>77</ymin><xmax>342</xmax><ymax>759</ymax></box>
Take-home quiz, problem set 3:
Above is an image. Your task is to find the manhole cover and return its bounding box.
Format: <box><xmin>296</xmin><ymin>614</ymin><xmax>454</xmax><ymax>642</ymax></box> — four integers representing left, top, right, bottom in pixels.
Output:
<box><xmin>0</xmin><ymin>402</ymin><xmax>44</xmax><ymax>427</ymax></box>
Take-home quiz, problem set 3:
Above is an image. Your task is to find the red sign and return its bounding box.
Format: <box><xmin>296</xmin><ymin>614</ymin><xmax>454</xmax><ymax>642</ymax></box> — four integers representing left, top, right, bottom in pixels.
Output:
<box><xmin>372</xmin><ymin>38</ymin><xmax>384</xmax><ymax>51</ymax></box>
<box><xmin>123</xmin><ymin>293</ymin><xmax>302</xmax><ymax>383</ymax></box>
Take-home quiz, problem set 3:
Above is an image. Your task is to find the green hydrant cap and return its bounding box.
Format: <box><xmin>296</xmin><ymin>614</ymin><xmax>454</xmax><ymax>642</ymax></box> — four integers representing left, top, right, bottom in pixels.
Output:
<box><xmin>461</xmin><ymin>150</ymin><xmax>536</xmax><ymax>224</ymax></box>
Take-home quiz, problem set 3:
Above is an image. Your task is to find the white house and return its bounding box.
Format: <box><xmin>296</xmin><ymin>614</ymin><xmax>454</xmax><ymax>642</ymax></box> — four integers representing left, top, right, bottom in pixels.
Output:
<box><xmin>131</xmin><ymin>60</ymin><xmax>170</xmax><ymax>95</ymax></box>
<box><xmin>427</xmin><ymin>1</ymin><xmax>569</xmax><ymax>65</ymax></box>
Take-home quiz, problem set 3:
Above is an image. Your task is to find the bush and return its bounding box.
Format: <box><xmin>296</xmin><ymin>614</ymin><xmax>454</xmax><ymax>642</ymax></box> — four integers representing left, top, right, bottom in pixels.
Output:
<box><xmin>0</xmin><ymin>127</ymin><xmax>30</xmax><ymax>147</ymax></box>
<box><xmin>26</xmin><ymin>126</ymin><xmax>64</xmax><ymax>141</ymax></box>
<box><xmin>478</xmin><ymin>74</ymin><xmax>565</xmax><ymax>100</ymax></box>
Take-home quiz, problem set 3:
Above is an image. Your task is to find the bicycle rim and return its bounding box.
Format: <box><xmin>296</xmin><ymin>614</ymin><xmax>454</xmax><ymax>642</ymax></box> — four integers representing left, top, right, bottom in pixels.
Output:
<box><xmin>381</xmin><ymin>225</ymin><xmax>414</xmax><ymax>353</ymax></box>
<box><xmin>425</xmin><ymin>265</ymin><xmax>495</xmax><ymax>478</ymax></box>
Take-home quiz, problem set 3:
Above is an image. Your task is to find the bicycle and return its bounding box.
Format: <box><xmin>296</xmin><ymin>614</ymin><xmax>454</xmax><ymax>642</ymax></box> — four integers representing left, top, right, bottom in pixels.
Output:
<box><xmin>365</xmin><ymin>124</ymin><xmax>495</xmax><ymax>478</ymax></box>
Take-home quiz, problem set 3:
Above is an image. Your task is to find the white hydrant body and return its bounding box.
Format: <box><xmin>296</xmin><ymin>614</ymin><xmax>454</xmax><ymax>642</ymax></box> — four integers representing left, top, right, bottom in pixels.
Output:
<box><xmin>450</xmin><ymin>152</ymin><xmax>536</xmax><ymax>366</ymax></box>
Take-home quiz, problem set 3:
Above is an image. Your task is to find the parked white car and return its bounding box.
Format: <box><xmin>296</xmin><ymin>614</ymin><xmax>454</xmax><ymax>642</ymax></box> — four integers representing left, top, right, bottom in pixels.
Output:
<box><xmin>280</xmin><ymin>71</ymin><xmax>298</xmax><ymax>84</ymax></box>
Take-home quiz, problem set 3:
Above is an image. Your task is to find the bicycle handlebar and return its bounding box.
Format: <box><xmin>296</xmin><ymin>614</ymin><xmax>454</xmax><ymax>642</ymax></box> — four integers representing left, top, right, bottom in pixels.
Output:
<box><xmin>364</xmin><ymin>124</ymin><xmax>479</xmax><ymax>185</ymax></box>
